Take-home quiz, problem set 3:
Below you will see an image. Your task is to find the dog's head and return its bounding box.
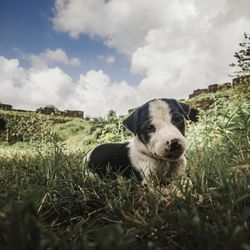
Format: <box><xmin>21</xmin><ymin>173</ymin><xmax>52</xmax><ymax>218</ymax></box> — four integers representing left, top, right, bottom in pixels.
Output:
<box><xmin>123</xmin><ymin>99</ymin><xmax>198</xmax><ymax>161</ymax></box>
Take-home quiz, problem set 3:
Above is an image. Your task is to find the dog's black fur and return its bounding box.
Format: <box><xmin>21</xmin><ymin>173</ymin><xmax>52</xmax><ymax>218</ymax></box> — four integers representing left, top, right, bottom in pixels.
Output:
<box><xmin>88</xmin><ymin>142</ymin><xmax>142</xmax><ymax>180</ymax></box>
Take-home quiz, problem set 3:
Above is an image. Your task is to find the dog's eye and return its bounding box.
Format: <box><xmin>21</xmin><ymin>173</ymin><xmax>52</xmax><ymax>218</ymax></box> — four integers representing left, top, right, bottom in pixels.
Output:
<box><xmin>144</xmin><ymin>124</ymin><xmax>155</xmax><ymax>133</ymax></box>
<box><xmin>172</xmin><ymin>113</ymin><xmax>183</xmax><ymax>124</ymax></box>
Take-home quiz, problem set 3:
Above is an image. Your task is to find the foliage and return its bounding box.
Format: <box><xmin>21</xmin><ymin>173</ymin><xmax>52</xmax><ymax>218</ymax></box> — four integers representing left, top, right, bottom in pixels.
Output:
<box><xmin>0</xmin><ymin>85</ymin><xmax>250</xmax><ymax>249</ymax></box>
<box><xmin>0</xmin><ymin>108</ymin><xmax>131</xmax><ymax>155</ymax></box>
<box><xmin>0</xmin><ymin>110</ymin><xmax>71</xmax><ymax>143</ymax></box>
<box><xmin>230</xmin><ymin>32</ymin><xmax>250</xmax><ymax>77</ymax></box>
<box><xmin>94</xmin><ymin>110</ymin><xmax>131</xmax><ymax>143</ymax></box>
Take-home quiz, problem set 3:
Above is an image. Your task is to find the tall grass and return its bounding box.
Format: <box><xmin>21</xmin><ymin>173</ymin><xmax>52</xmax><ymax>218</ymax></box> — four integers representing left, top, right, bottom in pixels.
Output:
<box><xmin>0</xmin><ymin>95</ymin><xmax>249</xmax><ymax>249</ymax></box>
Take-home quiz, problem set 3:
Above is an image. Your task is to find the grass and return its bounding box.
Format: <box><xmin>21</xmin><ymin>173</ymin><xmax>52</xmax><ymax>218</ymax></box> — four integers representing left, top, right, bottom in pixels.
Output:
<box><xmin>0</xmin><ymin>86</ymin><xmax>250</xmax><ymax>249</ymax></box>
<box><xmin>0</xmin><ymin>141</ymin><xmax>249</xmax><ymax>249</ymax></box>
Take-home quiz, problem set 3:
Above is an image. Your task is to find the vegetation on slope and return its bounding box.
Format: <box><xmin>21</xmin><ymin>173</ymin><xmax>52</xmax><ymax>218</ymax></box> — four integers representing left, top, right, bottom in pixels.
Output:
<box><xmin>0</xmin><ymin>81</ymin><xmax>249</xmax><ymax>249</ymax></box>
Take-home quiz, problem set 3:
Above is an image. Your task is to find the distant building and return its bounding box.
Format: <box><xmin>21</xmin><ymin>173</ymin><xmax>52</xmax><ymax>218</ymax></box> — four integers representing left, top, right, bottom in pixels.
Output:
<box><xmin>188</xmin><ymin>75</ymin><xmax>249</xmax><ymax>99</ymax></box>
<box><xmin>64</xmin><ymin>110</ymin><xmax>84</xmax><ymax>119</ymax></box>
<box><xmin>0</xmin><ymin>102</ymin><xmax>84</xmax><ymax>119</ymax></box>
<box><xmin>36</xmin><ymin>106</ymin><xmax>58</xmax><ymax>115</ymax></box>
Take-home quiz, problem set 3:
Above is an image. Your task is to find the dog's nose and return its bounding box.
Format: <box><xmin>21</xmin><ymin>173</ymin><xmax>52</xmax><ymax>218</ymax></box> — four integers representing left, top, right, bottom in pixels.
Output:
<box><xmin>170</xmin><ymin>138</ymin><xmax>181</xmax><ymax>151</ymax></box>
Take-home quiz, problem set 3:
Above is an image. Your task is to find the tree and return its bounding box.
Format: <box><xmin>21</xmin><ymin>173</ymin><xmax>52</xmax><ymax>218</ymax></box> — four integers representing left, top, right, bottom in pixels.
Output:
<box><xmin>230</xmin><ymin>33</ymin><xmax>250</xmax><ymax>77</ymax></box>
<box><xmin>107</xmin><ymin>110</ymin><xmax>116</xmax><ymax>119</ymax></box>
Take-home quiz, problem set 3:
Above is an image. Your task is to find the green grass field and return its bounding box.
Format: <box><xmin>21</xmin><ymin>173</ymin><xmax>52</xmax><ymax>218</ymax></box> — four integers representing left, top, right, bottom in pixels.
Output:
<box><xmin>0</xmin><ymin>84</ymin><xmax>249</xmax><ymax>250</ymax></box>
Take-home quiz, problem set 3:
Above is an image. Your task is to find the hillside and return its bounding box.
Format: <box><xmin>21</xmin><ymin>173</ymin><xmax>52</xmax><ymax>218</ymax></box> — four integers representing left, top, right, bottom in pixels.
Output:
<box><xmin>0</xmin><ymin>75</ymin><xmax>249</xmax><ymax>147</ymax></box>
<box><xmin>186</xmin><ymin>76</ymin><xmax>250</xmax><ymax>110</ymax></box>
<box><xmin>0</xmin><ymin>77</ymin><xmax>249</xmax><ymax>249</ymax></box>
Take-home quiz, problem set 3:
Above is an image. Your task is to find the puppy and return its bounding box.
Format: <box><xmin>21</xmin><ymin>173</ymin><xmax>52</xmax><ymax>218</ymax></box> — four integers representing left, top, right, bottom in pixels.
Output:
<box><xmin>85</xmin><ymin>98</ymin><xmax>198</xmax><ymax>184</ymax></box>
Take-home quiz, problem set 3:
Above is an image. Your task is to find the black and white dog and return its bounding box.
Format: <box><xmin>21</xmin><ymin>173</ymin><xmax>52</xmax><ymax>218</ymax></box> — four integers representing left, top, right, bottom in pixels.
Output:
<box><xmin>85</xmin><ymin>99</ymin><xmax>198</xmax><ymax>184</ymax></box>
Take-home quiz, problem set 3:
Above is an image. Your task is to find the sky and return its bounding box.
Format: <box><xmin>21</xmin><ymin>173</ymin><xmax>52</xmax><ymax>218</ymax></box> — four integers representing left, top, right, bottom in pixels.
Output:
<box><xmin>0</xmin><ymin>0</ymin><xmax>249</xmax><ymax>117</ymax></box>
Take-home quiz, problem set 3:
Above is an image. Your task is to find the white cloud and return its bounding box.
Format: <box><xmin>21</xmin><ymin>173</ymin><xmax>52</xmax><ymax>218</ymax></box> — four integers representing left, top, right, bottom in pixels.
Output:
<box><xmin>53</xmin><ymin>0</ymin><xmax>195</xmax><ymax>54</ymax></box>
<box><xmin>0</xmin><ymin>56</ymin><xmax>74</xmax><ymax>110</ymax></box>
<box><xmin>70</xmin><ymin>70</ymin><xmax>139</xmax><ymax>116</ymax></box>
<box><xmin>131</xmin><ymin>18</ymin><xmax>249</xmax><ymax>99</ymax></box>
<box><xmin>0</xmin><ymin>55</ymin><xmax>140</xmax><ymax>116</ymax></box>
<box><xmin>106</xmin><ymin>56</ymin><xmax>115</xmax><ymax>65</ymax></box>
<box><xmin>30</xmin><ymin>48</ymin><xmax>81</xmax><ymax>68</ymax></box>
<box><xmin>98</xmin><ymin>54</ymin><xmax>116</xmax><ymax>65</ymax></box>
<box><xmin>53</xmin><ymin>0</ymin><xmax>250</xmax><ymax>100</ymax></box>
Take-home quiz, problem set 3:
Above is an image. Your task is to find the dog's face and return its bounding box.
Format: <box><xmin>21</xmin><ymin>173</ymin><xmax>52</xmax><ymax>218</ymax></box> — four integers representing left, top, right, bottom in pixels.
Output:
<box><xmin>123</xmin><ymin>99</ymin><xmax>198</xmax><ymax>161</ymax></box>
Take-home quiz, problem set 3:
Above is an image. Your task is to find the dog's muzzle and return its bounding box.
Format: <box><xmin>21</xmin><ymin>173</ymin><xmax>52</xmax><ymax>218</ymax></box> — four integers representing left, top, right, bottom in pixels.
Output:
<box><xmin>163</xmin><ymin>138</ymin><xmax>185</xmax><ymax>160</ymax></box>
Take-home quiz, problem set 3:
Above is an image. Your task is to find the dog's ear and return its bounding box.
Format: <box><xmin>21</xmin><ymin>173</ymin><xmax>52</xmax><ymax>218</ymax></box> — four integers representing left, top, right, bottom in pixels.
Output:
<box><xmin>123</xmin><ymin>109</ymin><xmax>139</xmax><ymax>134</ymax></box>
<box><xmin>178</xmin><ymin>102</ymin><xmax>199</xmax><ymax>122</ymax></box>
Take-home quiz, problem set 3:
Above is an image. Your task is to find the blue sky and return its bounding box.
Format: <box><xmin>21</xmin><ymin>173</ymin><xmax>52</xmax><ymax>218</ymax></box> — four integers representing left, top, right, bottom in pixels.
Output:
<box><xmin>0</xmin><ymin>0</ymin><xmax>249</xmax><ymax>116</ymax></box>
<box><xmin>0</xmin><ymin>0</ymin><xmax>140</xmax><ymax>84</ymax></box>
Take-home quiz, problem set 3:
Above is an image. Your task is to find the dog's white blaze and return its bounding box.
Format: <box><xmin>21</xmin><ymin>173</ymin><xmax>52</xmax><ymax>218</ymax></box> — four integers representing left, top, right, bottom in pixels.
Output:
<box><xmin>128</xmin><ymin>138</ymin><xmax>170</xmax><ymax>177</ymax></box>
<box><xmin>148</xmin><ymin>100</ymin><xmax>187</xmax><ymax>159</ymax></box>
